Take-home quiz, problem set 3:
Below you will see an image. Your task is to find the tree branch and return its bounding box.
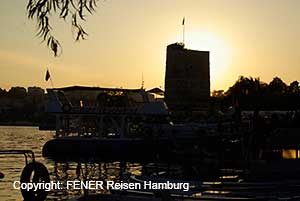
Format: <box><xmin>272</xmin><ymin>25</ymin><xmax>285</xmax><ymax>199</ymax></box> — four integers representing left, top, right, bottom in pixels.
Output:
<box><xmin>27</xmin><ymin>0</ymin><xmax>98</xmax><ymax>56</ymax></box>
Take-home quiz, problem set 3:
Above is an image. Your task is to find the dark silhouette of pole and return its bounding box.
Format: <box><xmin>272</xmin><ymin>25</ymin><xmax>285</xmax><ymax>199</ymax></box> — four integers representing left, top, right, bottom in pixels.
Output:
<box><xmin>141</xmin><ymin>73</ymin><xmax>144</xmax><ymax>89</ymax></box>
<box><xmin>182</xmin><ymin>17</ymin><xmax>185</xmax><ymax>44</ymax></box>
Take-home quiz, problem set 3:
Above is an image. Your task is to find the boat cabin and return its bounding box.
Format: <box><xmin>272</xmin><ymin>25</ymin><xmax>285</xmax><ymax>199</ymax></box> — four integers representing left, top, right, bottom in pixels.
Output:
<box><xmin>43</xmin><ymin>86</ymin><xmax>170</xmax><ymax>137</ymax></box>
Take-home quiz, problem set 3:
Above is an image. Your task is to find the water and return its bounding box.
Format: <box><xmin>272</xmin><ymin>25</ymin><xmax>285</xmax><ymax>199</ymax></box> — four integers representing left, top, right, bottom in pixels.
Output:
<box><xmin>0</xmin><ymin>126</ymin><xmax>53</xmax><ymax>201</ymax></box>
<box><xmin>2</xmin><ymin>126</ymin><xmax>300</xmax><ymax>201</ymax></box>
<box><xmin>0</xmin><ymin>126</ymin><xmax>143</xmax><ymax>201</ymax></box>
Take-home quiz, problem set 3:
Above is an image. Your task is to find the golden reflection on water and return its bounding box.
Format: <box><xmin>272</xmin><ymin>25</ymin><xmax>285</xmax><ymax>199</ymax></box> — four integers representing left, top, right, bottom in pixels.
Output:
<box><xmin>282</xmin><ymin>149</ymin><xmax>300</xmax><ymax>159</ymax></box>
<box><xmin>0</xmin><ymin>126</ymin><xmax>53</xmax><ymax>201</ymax></box>
<box><xmin>204</xmin><ymin>190</ymin><xmax>230</xmax><ymax>194</ymax></box>
<box><xmin>0</xmin><ymin>126</ymin><xmax>143</xmax><ymax>201</ymax></box>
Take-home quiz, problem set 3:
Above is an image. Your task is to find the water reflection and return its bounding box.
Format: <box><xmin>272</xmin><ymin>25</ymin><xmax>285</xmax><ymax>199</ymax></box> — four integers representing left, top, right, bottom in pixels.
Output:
<box><xmin>282</xmin><ymin>149</ymin><xmax>300</xmax><ymax>159</ymax></box>
<box><xmin>2</xmin><ymin>126</ymin><xmax>300</xmax><ymax>201</ymax></box>
<box><xmin>0</xmin><ymin>126</ymin><xmax>226</xmax><ymax>200</ymax></box>
<box><xmin>47</xmin><ymin>161</ymin><xmax>144</xmax><ymax>200</ymax></box>
<box><xmin>0</xmin><ymin>127</ymin><xmax>159</xmax><ymax>200</ymax></box>
<box><xmin>0</xmin><ymin>126</ymin><xmax>53</xmax><ymax>201</ymax></box>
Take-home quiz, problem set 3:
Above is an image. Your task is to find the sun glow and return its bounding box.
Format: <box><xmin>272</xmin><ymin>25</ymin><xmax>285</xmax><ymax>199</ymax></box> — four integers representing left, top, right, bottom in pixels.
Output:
<box><xmin>184</xmin><ymin>31</ymin><xmax>232</xmax><ymax>87</ymax></box>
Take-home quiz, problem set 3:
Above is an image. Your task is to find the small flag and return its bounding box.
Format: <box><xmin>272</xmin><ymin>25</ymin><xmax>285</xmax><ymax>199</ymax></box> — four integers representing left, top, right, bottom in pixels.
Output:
<box><xmin>182</xmin><ymin>17</ymin><xmax>185</xmax><ymax>25</ymax></box>
<box><xmin>45</xmin><ymin>69</ymin><xmax>50</xmax><ymax>81</ymax></box>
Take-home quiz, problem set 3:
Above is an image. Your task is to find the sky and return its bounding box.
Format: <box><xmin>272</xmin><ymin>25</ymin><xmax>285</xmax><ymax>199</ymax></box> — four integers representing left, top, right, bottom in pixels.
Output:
<box><xmin>0</xmin><ymin>0</ymin><xmax>300</xmax><ymax>91</ymax></box>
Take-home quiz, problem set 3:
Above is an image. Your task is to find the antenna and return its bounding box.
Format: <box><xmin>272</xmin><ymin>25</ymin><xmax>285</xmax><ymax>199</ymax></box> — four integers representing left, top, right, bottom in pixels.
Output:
<box><xmin>141</xmin><ymin>73</ymin><xmax>144</xmax><ymax>89</ymax></box>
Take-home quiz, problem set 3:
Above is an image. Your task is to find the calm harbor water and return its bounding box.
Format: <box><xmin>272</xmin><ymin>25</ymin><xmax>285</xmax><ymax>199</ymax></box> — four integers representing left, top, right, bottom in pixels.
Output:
<box><xmin>0</xmin><ymin>126</ymin><xmax>142</xmax><ymax>201</ymax></box>
<box><xmin>0</xmin><ymin>126</ymin><xmax>53</xmax><ymax>201</ymax></box>
<box><xmin>2</xmin><ymin>126</ymin><xmax>300</xmax><ymax>201</ymax></box>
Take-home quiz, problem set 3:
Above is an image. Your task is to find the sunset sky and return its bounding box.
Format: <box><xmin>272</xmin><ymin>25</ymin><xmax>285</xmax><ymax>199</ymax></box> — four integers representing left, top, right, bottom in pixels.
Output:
<box><xmin>0</xmin><ymin>0</ymin><xmax>300</xmax><ymax>91</ymax></box>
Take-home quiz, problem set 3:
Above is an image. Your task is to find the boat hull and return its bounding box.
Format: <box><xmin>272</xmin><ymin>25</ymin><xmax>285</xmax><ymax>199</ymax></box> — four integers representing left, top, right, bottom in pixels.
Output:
<box><xmin>42</xmin><ymin>137</ymin><xmax>175</xmax><ymax>162</ymax></box>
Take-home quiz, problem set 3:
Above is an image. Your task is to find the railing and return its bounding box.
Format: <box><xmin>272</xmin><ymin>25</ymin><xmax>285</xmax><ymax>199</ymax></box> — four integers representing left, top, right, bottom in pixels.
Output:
<box><xmin>0</xmin><ymin>150</ymin><xmax>35</xmax><ymax>164</ymax></box>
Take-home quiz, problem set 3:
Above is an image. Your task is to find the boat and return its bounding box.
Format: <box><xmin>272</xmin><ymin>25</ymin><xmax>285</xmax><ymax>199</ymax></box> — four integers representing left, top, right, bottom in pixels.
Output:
<box><xmin>41</xmin><ymin>86</ymin><xmax>205</xmax><ymax>161</ymax></box>
<box><xmin>40</xmin><ymin>86</ymin><xmax>300</xmax><ymax>171</ymax></box>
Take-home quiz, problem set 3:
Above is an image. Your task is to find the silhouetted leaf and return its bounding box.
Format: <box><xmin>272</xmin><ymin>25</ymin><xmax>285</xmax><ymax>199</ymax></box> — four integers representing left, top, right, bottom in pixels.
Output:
<box><xmin>27</xmin><ymin>0</ymin><xmax>99</xmax><ymax>56</ymax></box>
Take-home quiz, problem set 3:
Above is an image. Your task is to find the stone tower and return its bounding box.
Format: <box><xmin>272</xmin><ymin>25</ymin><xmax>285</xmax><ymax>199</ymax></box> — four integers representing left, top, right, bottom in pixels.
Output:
<box><xmin>165</xmin><ymin>43</ymin><xmax>210</xmax><ymax>113</ymax></box>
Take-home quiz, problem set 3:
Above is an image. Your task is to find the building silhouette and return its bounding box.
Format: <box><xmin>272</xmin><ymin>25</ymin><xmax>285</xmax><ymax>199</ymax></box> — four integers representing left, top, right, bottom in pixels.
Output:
<box><xmin>164</xmin><ymin>43</ymin><xmax>210</xmax><ymax>114</ymax></box>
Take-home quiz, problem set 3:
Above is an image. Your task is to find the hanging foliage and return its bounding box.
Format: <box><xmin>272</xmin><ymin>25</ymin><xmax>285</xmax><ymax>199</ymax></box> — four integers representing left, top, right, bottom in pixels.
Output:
<box><xmin>27</xmin><ymin>0</ymin><xmax>98</xmax><ymax>56</ymax></box>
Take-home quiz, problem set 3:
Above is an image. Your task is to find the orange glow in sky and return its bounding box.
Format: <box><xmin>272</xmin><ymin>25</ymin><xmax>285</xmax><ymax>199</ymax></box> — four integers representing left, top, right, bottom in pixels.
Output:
<box><xmin>184</xmin><ymin>30</ymin><xmax>232</xmax><ymax>87</ymax></box>
<box><xmin>1</xmin><ymin>0</ymin><xmax>300</xmax><ymax>91</ymax></box>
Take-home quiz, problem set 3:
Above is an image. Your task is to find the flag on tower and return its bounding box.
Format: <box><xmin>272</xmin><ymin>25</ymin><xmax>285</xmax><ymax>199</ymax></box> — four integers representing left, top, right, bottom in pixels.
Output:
<box><xmin>45</xmin><ymin>69</ymin><xmax>51</xmax><ymax>81</ymax></box>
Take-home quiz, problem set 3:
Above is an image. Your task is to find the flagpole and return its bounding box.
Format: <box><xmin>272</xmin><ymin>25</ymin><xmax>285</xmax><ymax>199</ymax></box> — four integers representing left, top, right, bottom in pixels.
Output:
<box><xmin>182</xmin><ymin>17</ymin><xmax>185</xmax><ymax>44</ymax></box>
<box><xmin>49</xmin><ymin>76</ymin><xmax>54</xmax><ymax>89</ymax></box>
